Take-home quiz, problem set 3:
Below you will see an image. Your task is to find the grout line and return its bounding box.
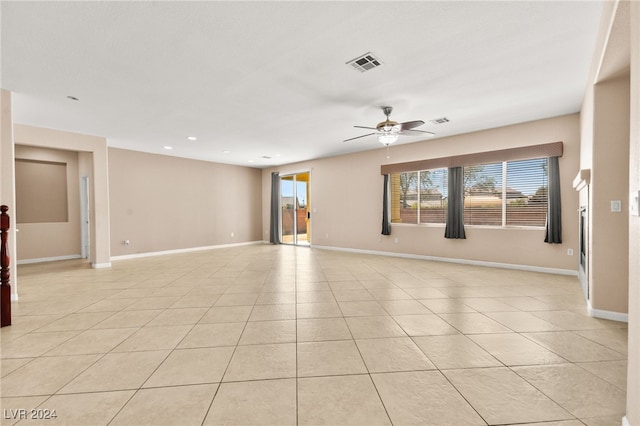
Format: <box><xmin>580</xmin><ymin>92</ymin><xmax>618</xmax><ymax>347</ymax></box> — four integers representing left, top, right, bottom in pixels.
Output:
<box><xmin>8</xmin><ymin>244</ymin><xmax>627</xmax><ymax>426</ymax></box>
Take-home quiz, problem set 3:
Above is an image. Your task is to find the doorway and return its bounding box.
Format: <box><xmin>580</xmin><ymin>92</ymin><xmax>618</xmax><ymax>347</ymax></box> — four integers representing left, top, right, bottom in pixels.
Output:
<box><xmin>280</xmin><ymin>172</ymin><xmax>310</xmax><ymax>246</ymax></box>
<box><xmin>80</xmin><ymin>175</ymin><xmax>90</xmax><ymax>259</ymax></box>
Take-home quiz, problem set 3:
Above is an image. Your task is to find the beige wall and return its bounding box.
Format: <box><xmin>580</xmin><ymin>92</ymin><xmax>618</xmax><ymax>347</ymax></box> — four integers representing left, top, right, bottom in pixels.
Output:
<box><xmin>263</xmin><ymin>114</ymin><xmax>580</xmax><ymax>272</ymax></box>
<box><xmin>15</xmin><ymin>159</ymin><xmax>69</xmax><ymax>223</ymax></box>
<box><xmin>13</xmin><ymin>124</ymin><xmax>111</xmax><ymax>267</ymax></box>
<box><xmin>628</xmin><ymin>1</ymin><xmax>639</xmax><ymax>423</ymax></box>
<box><xmin>108</xmin><ymin>148</ymin><xmax>263</xmax><ymax>256</ymax></box>
<box><xmin>578</xmin><ymin>1</ymin><xmax>631</xmax><ymax>317</ymax></box>
<box><xmin>590</xmin><ymin>75</ymin><xmax>630</xmax><ymax>314</ymax></box>
<box><xmin>14</xmin><ymin>145</ymin><xmax>81</xmax><ymax>261</ymax></box>
<box><xmin>579</xmin><ymin>1</ymin><xmax>637</xmax><ymax>422</ymax></box>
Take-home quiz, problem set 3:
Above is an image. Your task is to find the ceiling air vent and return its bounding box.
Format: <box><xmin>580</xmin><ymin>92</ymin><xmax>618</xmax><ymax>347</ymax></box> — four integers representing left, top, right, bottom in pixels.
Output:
<box><xmin>430</xmin><ymin>117</ymin><xmax>450</xmax><ymax>125</ymax></box>
<box><xmin>346</xmin><ymin>52</ymin><xmax>382</xmax><ymax>72</ymax></box>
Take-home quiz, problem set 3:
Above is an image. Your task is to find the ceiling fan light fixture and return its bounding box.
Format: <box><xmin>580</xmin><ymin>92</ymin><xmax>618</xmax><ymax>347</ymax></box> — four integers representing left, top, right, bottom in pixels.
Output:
<box><xmin>378</xmin><ymin>133</ymin><xmax>398</xmax><ymax>146</ymax></box>
<box><xmin>343</xmin><ymin>106</ymin><xmax>434</xmax><ymax>143</ymax></box>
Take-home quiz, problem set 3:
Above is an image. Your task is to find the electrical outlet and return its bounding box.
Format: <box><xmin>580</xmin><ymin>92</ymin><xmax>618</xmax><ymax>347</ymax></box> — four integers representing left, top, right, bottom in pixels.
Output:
<box><xmin>567</xmin><ymin>248</ymin><xmax>574</xmax><ymax>256</ymax></box>
<box><xmin>611</xmin><ymin>200</ymin><xmax>622</xmax><ymax>212</ymax></box>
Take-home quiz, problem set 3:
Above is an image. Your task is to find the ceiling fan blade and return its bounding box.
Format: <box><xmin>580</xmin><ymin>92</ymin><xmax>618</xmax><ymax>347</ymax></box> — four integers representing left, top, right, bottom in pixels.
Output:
<box><xmin>354</xmin><ymin>125</ymin><xmax>377</xmax><ymax>130</ymax></box>
<box><xmin>400</xmin><ymin>120</ymin><xmax>425</xmax><ymax>131</ymax></box>
<box><xmin>343</xmin><ymin>133</ymin><xmax>376</xmax><ymax>142</ymax></box>
<box><xmin>401</xmin><ymin>128</ymin><xmax>435</xmax><ymax>136</ymax></box>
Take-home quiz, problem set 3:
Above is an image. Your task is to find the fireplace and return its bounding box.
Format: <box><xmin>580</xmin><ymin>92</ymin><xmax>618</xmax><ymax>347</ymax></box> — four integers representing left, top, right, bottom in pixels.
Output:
<box><xmin>578</xmin><ymin>206</ymin><xmax>588</xmax><ymax>298</ymax></box>
<box><xmin>573</xmin><ymin>169</ymin><xmax>590</xmax><ymax>300</ymax></box>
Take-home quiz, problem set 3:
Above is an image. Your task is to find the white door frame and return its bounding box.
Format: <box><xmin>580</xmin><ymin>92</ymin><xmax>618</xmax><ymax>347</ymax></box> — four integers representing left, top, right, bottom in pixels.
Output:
<box><xmin>80</xmin><ymin>175</ymin><xmax>90</xmax><ymax>259</ymax></box>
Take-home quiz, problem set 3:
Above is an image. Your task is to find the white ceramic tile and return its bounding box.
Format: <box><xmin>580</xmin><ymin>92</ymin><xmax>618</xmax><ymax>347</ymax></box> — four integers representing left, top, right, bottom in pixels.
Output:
<box><xmin>443</xmin><ymin>367</ymin><xmax>572</xmax><ymax>424</ymax></box>
<box><xmin>298</xmin><ymin>375</ymin><xmax>391</xmax><ymax>425</ymax></box>
<box><xmin>110</xmin><ymin>384</ymin><xmax>217</xmax><ymax>426</ymax></box>
<box><xmin>470</xmin><ymin>333</ymin><xmax>568</xmax><ymax>366</ymax></box>
<box><xmin>514</xmin><ymin>364</ymin><xmax>626</xmax><ymax>418</ymax></box>
<box><xmin>204</xmin><ymin>379</ymin><xmax>296</xmax><ymax>425</ymax></box>
<box><xmin>223</xmin><ymin>343</ymin><xmax>296</xmax><ymax>382</ymax></box>
<box><xmin>356</xmin><ymin>337</ymin><xmax>435</xmax><ymax>373</ymax></box>
<box><xmin>372</xmin><ymin>371</ymin><xmax>485</xmax><ymax>425</ymax></box>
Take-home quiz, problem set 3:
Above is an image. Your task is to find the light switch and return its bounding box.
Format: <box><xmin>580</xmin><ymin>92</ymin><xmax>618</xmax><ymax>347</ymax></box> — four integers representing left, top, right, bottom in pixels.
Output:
<box><xmin>611</xmin><ymin>200</ymin><xmax>622</xmax><ymax>212</ymax></box>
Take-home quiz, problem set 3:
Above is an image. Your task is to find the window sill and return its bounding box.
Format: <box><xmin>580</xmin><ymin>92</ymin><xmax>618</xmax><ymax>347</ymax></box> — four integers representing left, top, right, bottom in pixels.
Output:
<box><xmin>391</xmin><ymin>222</ymin><xmax>445</xmax><ymax>228</ymax></box>
<box><xmin>390</xmin><ymin>223</ymin><xmax>544</xmax><ymax>231</ymax></box>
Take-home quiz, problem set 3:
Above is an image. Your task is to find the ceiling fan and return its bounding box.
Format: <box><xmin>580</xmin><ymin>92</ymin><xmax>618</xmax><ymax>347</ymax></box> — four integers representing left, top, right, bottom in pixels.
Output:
<box><xmin>343</xmin><ymin>106</ymin><xmax>435</xmax><ymax>145</ymax></box>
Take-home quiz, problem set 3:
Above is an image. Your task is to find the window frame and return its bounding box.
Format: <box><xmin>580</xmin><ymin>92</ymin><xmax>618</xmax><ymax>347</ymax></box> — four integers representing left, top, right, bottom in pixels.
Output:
<box><xmin>390</xmin><ymin>156</ymin><xmax>549</xmax><ymax>230</ymax></box>
<box><xmin>390</xmin><ymin>168</ymin><xmax>449</xmax><ymax>226</ymax></box>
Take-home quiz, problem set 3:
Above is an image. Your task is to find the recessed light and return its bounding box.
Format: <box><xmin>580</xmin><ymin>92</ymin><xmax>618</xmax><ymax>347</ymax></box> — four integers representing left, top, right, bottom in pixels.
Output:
<box><xmin>248</xmin><ymin>160</ymin><xmax>254</xmax><ymax>163</ymax></box>
<box><xmin>163</xmin><ymin>146</ymin><xmax>173</xmax><ymax>150</ymax></box>
<box><xmin>222</xmin><ymin>150</ymin><xmax>230</xmax><ymax>154</ymax></box>
<box><xmin>186</xmin><ymin>136</ymin><xmax>197</xmax><ymax>141</ymax></box>
<box><xmin>67</xmin><ymin>95</ymin><xmax>79</xmax><ymax>101</ymax></box>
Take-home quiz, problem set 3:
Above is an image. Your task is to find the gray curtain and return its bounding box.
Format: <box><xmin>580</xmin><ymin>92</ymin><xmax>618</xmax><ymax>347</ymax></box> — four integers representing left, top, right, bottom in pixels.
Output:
<box><xmin>382</xmin><ymin>174</ymin><xmax>391</xmax><ymax>235</ymax></box>
<box><xmin>545</xmin><ymin>156</ymin><xmax>562</xmax><ymax>244</ymax></box>
<box><xmin>269</xmin><ymin>172</ymin><xmax>280</xmax><ymax>244</ymax></box>
<box><xmin>444</xmin><ymin>166</ymin><xmax>466</xmax><ymax>239</ymax></box>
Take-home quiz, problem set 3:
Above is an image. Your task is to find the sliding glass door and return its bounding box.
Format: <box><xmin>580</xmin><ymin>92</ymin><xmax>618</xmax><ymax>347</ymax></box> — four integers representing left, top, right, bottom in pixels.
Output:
<box><xmin>280</xmin><ymin>172</ymin><xmax>310</xmax><ymax>245</ymax></box>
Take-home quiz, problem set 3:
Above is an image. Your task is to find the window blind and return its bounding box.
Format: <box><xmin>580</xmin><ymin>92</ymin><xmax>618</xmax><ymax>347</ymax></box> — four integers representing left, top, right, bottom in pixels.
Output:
<box><xmin>506</xmin><ymin>158</ymin><xmax>548</xmax><ymax>227</ymax></box>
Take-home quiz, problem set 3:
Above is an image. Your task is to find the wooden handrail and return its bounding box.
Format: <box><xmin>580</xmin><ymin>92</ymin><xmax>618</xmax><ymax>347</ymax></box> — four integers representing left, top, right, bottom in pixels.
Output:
<box><xmin>1</xmin><ymin>205</ymin><xmax>11</xmax><ymax>327</ymax></box>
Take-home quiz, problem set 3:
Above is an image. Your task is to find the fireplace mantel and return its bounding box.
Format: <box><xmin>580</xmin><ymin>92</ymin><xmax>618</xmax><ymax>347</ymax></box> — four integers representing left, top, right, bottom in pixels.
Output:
<box><xmin>573</xmin><ymin>169</ymin><xmax>591</xmax><ymax>192</ymax></box>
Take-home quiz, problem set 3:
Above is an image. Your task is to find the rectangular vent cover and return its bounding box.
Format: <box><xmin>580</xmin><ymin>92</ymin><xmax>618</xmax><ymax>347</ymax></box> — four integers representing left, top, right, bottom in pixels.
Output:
<box><xmin>430</xmin><ymin>117</ymin><xmax>450</xmax><ymax>124</ymax></box>
<box><xmin>346</xmin><ymin>52</ymin><xmax>382</xmax><ymax>72</ymax></box>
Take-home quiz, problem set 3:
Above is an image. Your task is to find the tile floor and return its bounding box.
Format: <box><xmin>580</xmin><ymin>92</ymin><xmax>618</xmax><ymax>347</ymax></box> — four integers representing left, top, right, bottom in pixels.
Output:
<box><xmin>0</xmin><ymin>245</ymin><xmax>628</xmax><ymax>425</ymax></box>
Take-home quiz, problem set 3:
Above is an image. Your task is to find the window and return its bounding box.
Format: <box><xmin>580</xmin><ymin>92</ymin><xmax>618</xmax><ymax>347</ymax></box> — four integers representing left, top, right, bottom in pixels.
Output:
<box><xmin>464</xmin><ymin>162</ymin><xmax>502</xmax><ymax>226</ymax></box>
<box><xmin>505</xmin><ymin>158</ymin><xmax>548</xmax><ymax>226</ymax></box>
<box><xmin>390</xmin><ymin>168</ymin><xmax>448</xmax><ymax>224</ymax></box>
<box><xmin>420</xmin><ymin>168</ymin><xmax>448</xmax><ymax>224</ymax></box>
<box><xmin>390</xmin><ymin>157</ymin><xmax>548</xmax><ymax>228</ymax></box>
<box><xmin>463</xmin><ymin>158</ymin><xmax>548</xmax><ymax>227</ymax></box>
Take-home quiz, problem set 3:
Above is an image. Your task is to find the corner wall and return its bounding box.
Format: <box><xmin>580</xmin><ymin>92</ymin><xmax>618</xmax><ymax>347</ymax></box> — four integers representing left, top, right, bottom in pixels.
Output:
<box><xmin>262</xmin><ymin>114</ymin><xmax>580</xmax><ymax>273</ymax></box>
<box><xmin>579</xmin><ymin>1</ymin><xmax>632</xmax><ymax>319</ymax></box>
<box><xmin>589</xmin><ymin>75</ymin><xmax>630</xmax><ymax>315</ymax></box>
<box><xmin>627</xmin><ymin>1</ymin><xmax>639</xmax><ymax>423</ymax></box>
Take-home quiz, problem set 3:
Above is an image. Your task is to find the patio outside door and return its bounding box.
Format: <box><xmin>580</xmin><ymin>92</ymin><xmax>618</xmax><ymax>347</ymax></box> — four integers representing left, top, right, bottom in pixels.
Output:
<box><xmin>280</xmin><ymin>172</ymin><xmax>310</xmax><ymax>245</ymax></box>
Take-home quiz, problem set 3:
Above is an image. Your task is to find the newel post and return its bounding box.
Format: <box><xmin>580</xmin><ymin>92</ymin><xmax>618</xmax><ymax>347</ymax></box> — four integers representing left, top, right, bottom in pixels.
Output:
<box><xmin>1</xmin><ymin>205</ymin><xmax>11</xmax><ymax>327</ymax></box>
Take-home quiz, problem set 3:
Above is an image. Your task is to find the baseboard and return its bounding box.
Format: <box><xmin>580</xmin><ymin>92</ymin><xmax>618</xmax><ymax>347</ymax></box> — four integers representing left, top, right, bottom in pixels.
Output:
<box><xmin>587</xmin><ymin>300</ymin><xmax>628</xmax><ymax>323</ymax></box>
<box><xmin>110</xmin><ymin>241</ymin><xmax>263</xmax><ymax>261</ymax></box>
<box><xmin>91</xmin><ymin>262</ymin><xmax>112</xmax><ymax>269</ymax></box>
<box><xmin>622</xmin><ymin>415</ymin><xmax>629</xmax><ymax>426</ymax></box>
<box><xmin>312</xmin><ymin>244</ymin><xmax>578</xmax><ymax>276</ymax></box>
<box><xmin>17</xmin><ymin>254</ymin><xmax>83</xmax><ymax>265</ymax></box>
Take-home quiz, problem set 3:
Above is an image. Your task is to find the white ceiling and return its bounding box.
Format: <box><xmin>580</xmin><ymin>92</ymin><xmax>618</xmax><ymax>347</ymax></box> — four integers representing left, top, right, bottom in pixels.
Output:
<box><xmin>1</xmin><ymin>1</ymin><xmax>604</xmax><ymax>168</ymax></box>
